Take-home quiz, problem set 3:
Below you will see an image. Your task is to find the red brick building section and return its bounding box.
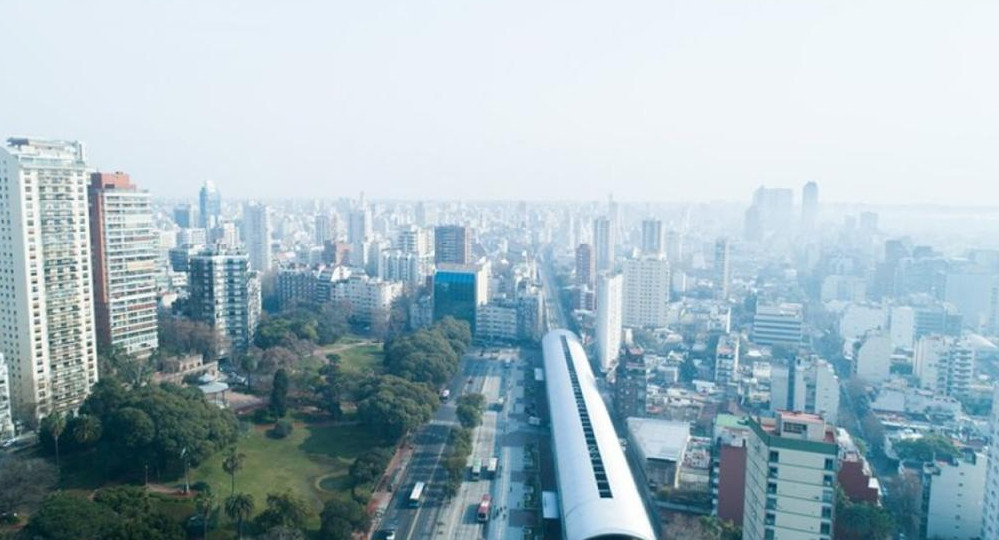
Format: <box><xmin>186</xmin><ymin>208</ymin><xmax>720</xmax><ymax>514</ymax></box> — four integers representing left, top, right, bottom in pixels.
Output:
<box><xmin>716</xmin><ymin>443</ymin><xmax>747</xmax><ymax>525</ymax></box>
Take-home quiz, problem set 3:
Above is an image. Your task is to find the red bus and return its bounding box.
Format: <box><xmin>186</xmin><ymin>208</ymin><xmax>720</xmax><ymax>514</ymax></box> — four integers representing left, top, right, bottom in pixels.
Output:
<box><xmin>476</xmin><ymin>494</ymin><xmax>491</xmax><ymax>522</ymax></box>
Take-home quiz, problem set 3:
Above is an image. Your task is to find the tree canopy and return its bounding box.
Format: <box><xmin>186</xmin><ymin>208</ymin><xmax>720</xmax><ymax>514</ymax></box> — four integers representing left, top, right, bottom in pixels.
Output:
<box><xmin>383</xmin><ymin>317</ymin><xmax>471</xmax><ymax>387</ymax></box>
<box><xmin>22</xmin><ymin>489</ymin><xmax>184</xmax><ymax>540</ymax></box>
<box><xmin>78</xmin><ymin>379</ymin><xmax>238</xmax><ymax>479</ymax></box>
<box><xmin>893</xmin><ymin>434</ymin><xmax>960</xmax><ymax>462</ymax></box>
<box><xmin>319</xmin><ymin>496</ymin><xmax>370</xmax><ymax>540</ymax></box>
<box><xmin>356</xmin><ymin>375</ymin><xmax>438</xmax><ymax>441</ymax></box>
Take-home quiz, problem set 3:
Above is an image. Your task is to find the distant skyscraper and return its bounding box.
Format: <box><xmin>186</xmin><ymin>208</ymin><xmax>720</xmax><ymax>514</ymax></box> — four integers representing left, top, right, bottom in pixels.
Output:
<box><xmin>242</xmin><ymin>202</ymin><xmax>273</xmax><ymax>272</ymax></box>
<box><xmin>434</xmin><ymin>225</ymin><xmax>471</xmax><ymax>265</ymax></box>
<box><xmin>859</xmin><ymin>211</ymin><xmax>879</xmax><ymax>232</ymax></box>
<box><xmin>174</xmin><ymin>203</ymin><xmax>193</xmax><ymax>228</ymax></box>
<box><xmin>347</xmin><ymin>208</ymin><xmax>372</xmax><ymax>245</ymax></box>
<box><xmin>752</xmin><ymin>303</ymin><xmax>804</xmax><ymax>346</ymax></box>
<box><xmin>88</xmin><ymin>172</ymin><xmax>159</xmax><ymax>358</ymax></box>
<box><xmin>595</xmin><ymin>273</ymin><xmax>623</xmax><ymax>372</ymax></box>
<box><xmin>714</xmin><ymin>238</ymin><xmax>731</xmax><ymax>300</ymax></box>
<box><xmin>745</xmin><ymin>186</ymin><xmax>793</xmax><ymax>240</ymax></box>
<box><xmin>575</xmin><ymin>244</ymin><xmax>595</xmax><ymax>287</ymax></box>
<box><xmin>415</xmin><ymin>201</ymin><xmax>427</xmax><ymax>226</ymax></box>
<box><xmin>622</xmin><ymin>256</ymin><xmax>670</xmax><ymax>328</ymax></box>
<box><xmin>198</xmin><ymin>180</ymin><xmax>221</xmax><ymax>229</ymax></box>
<box><xmin>188</xmin><ymin>247</ymin><xmax>261</xmax><ymax>357</ymax></box>
<box><xmin>802</xmin><ymin>181</ymin><xmax>819</xmax><ymax>232</ymax></box>
<box><xmin>664</xmin><ymin>229</ymin><xmax>683</xmax><ymax>263</ymax></box>
<box><xmin>593</xmin><ymin>217</ymin><xmax>614</xmax><ymax>272</ymax></box>
<box><xmin>0</xmin><ymin>138</ymin><xmax>99</xmax><ymax>418</ymax></box>
<box><xmin>315</xmin><ymin>213</ymin><xmax>333</xmax><ymax>245</ymax></box>
<box><xmin>640</xmin><ymin>219</ymin><xmax>663</xmax><ymax>256</ymax></box>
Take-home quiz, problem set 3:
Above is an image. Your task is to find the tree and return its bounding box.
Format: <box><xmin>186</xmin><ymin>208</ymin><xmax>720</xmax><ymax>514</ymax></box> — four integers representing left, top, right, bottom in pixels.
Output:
<box><xmin>40</xmin><ymin>411</ymin><xmax>67</xmax><ymax>469</ymax></box>
<box><xmin>271</xmin><ymin>369</ymin><xmax>290</xmax><ymax>418</ymax></box>
<box><xmin>893</xmin><ymin>434</ymin><xmax>959</xmax><ymax>462</ymax></box>
<box><xmin>22</xmin><ymin>493</ymin><xmax>116</xmax><ymax>540</ymax></box>
<box><xmin>92</xmin><ymin>486</ymin><xmax>185</xmax><ymax>540</ymax></box>
<box><xmin>348</xmin><ymin>448</ymin><xmax>393</xmax><ymax>494</ymax></box>
<box><xmin>356</xmin><ymin>375</ymin><xmax>438</xmax><ymax>441</ymax></box>
<box><xmin>222</xmin><ymin>448</ymin><xmax>247</xmax><ymax>496</ymax></box>
<box><xmin>258</xmin><ymin>526</ymin><xmax>305</xmax><ymax>540</ymax></box>
<box><xmin>679</xmin><ymin>357</ymin><xmax>698</xmax><ymax>383</ymax></box>
<box><xmin>456</xmin><ymin>393</ymin><xmax>486</xmax><ymax>429</ymax></box>
<box><xmin>0</xmin><ymin>455</ymin><xmax>58</xmax><ymax>517</ymax></box>
<box><xmin>98</xmin><ymin>345</ymin><xmax>152</xmax><ymax>387</ymax></box>
<box><xmin>78</xmin><ymin>379</ymin><xmax>238</xmax><ymax>480</ymax></box>
<box><xmin>255</xmin><ymin>491</ymin><xmax>313</xmax><ymax>532</ymax></box>
<box><xmin>319</xmin><ymin>496</ymin><xmax>370</xmax><ymax>540</ymax></box>
<box><xmin>224</xmin><ymin>493</ymin><xmax>255</xmax><ymax>540</ymax></box>
<box><xmin>195</xmin><ymin>489</ymin><xmax>217</xmax><ymax>540</ymax></box>
<box><xmin>70</xmin><ymin>414</ymin><xmax>103</xmax><ymax>448</ymax></box>
<box><xmin>835</xmin><ymin>489</ymin><xmax>895</xmax><ymax>539</ymax></box>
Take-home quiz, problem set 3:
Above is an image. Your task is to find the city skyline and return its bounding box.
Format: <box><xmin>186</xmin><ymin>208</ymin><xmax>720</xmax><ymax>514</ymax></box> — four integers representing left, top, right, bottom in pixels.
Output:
<box><xmin>1</xmin><ymin>1</ymin><xmax>996</xmax><ymax>205</ymax></box>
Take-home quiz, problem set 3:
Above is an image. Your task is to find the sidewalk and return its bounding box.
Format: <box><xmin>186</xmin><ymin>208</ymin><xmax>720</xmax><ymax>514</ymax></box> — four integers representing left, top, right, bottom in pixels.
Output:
<box><xmin>366</xmin><ymin>441</ymin><xmax>415</xmax><ymax>538</ymax></box>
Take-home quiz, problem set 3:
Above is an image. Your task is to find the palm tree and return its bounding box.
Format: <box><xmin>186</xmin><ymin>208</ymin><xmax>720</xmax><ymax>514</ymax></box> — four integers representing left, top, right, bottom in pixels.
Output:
<box><xmin>222</xmin><ymin>448</ymin><xmax>247</xmax><ymax>496</ymax></box>
<box><xmin>196</xmin><ymin>489</ymin><xmax>216</xmax><ymax>540</ymax></box>
<box><xmin>71</xmin><ymin>415</ymin><xmax>102</xmax><ymax>447</ymax></box>
<box><xmin>41</xmin><ymin>412</ymin><xmax>67</xmax><ymax>469</ymax></box>
<box><xmin>224</xmin><ymin>493</ymin><xmax>255</xmax><ymax>539</ymax></box>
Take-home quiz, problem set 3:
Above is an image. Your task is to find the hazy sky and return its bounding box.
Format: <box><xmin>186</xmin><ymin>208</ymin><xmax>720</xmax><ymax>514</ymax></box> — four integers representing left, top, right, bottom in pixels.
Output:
<box><xmin>1</xmin><ymin>1</ymin><xmax>996</xmax><ymax>204</ymax></box>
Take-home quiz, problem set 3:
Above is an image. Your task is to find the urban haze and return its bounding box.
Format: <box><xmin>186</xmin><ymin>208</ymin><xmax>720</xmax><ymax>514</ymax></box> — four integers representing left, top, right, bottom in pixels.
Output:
<box><xmin>0</xmin><ymin>3</ymin><xmax>998</xmax><ymax>540</ymax></box>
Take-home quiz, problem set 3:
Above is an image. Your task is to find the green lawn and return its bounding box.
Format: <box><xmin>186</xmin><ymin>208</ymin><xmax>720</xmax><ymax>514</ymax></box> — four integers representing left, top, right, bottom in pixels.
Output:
<box><xmin>191</xmin><ymin>422</ymin><xmax>390</xmax><ymax>518</ymax></box>
<box><xmin>337</xmin><ymin>344</ymin><xmax>384</xmax><ymax>375</ymax></box>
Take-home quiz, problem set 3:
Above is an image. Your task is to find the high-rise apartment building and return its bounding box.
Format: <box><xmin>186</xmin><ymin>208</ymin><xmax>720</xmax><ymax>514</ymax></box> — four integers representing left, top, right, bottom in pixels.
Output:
<box><xmin>714</xmin><ymin>334</ymin><xmax>741</xmax><ymax>396</ymax></box>
<box><xmin>914</xmin><ymin>335</ymin><xmax>975</xmax><ymax>398</ymax></box>
<box><xmin>595</xmin><ymin>272</ymin><xmax>623</xmax><ymax>372</ymax></box>
<box><xmin>434</xmin><ymin>225</ymin><xmax>471</xmax><ymax>265</ymax></box>
<box><xmin>801</xmin><ymin>181</ymin><xmax>818</xmax><ymax>232</ymax></box>
<box><xmin>593</xmin><ymin>217</ymin><xmax>614</xmax><ymax>272</ymax></box>
<box><xmin>0</xmin><ymin>138</ymin><xmax>99</xmax><ymax>418</ymax></box>
<box><xmin>347</xmin><ymin>208</ymin><xmax>372</xmax><ymax>245</ymax></box>
<box><xmin>198</xmin><ymin>180</ymin><xmax>221</xmax><ymax>229</ymax></box>
<box><xmin>752</xmin><ymin>303</ymin><xmax>804</xmax><ymax>347</ymax></box>
<box><xmin>921</xmin><ymin>450</ymin><xmax>986</xmax><ymax>540</ymax></box>
<box><xmin>640</xmin><ymin>219</ymin><xmax>663</xmax><ymax>256</ymax></box>
<box><xmin>622</xmin><ymin>256</ymin><xmax>670</xmax><ymax>328</ymax></box>
<box><xmin>575</xmin><ymin>243</ymin><xmax>595</xmax><ymax>287</ymax></box>
<box><xmin>770</xmin><ymin>357</ymin><xmax>840</xmax><ymax>424</ymax></box>
<box><xmin>88</xmin><ymin>172</ymin><xmax>158</xmax><ymax>358</ymax></box>
<box><xmin>187</xmin><ymin>248</ymin><xmax>261</xmax><ymax>357</ymax></box>
<box><xmin>614</xmin><ymin>347</ymin><xmax>647</xmax><ymax>420</ymax></box>
<box><xmin>242</xmin><ymin>202</ymin><xmax>273</xmax><ymax>272</ymax></box>
<box><xmin>714</xmin><ymin>238</ymin><xmax>731</xmax><ymax>300</ymax></box>
<box><xmin>983</xmin><ymin>385</ymin><xmax>999</xmax><ymax>540</ymax></box>
<box><xmin>743</xmin><ymin>412</ymin><xmax>837</xmax><ymax>540</ymax></box>
<box><xmin>0</xmin><ymin>354</ymin><xmax>14</xmax><ymax>441</ymax></box>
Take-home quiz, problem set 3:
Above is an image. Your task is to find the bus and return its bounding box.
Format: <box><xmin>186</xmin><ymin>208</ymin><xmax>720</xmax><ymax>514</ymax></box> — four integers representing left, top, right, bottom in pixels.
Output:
<box><xmin>476</xmin><ymin>495</ymin><xmax>492</xmax><ymax>522</ymax></box>
<box><xmin>408</xmin><ymin>482</ymin><xmax>425</xmax><ymax>507</ymax></box>
<box><xmin>470</xmin><ymin>457</ymin><xmax>482</xmax><ymax>480</ymax></box>
<box><xmin>487</xmin><ymin>457</ymin><xmax>498</xmax><ymax>478</ymax></box>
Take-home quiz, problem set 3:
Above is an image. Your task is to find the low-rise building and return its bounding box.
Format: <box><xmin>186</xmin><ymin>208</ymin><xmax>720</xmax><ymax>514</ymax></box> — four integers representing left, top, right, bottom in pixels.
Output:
<box><xmin>627</xmin><ymin>417</ymin><xmax>691</xmax><ymax>490</ymax></box>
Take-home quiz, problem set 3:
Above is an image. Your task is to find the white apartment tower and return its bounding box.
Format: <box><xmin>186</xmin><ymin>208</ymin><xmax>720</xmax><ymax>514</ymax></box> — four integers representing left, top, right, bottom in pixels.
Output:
<box><xmin>771</xmin><ymin>357</ymin><xmax>840</xmax><ymax>424</ymax></box>
<box><xmin>0</xmin><ymin>354</ymin><xmax>14</xmax><ymax>441</ymax></box>
<box><xmin>743</xmin><ymin>412</ymin><xmax>837</xmax><ymax>540</ymax></box>
<box><xmin>984</xmin><ymin>384</ymin><xmax>999</xmax><ymax>540</ymax></box>
<box><xmin>88</xmin><ymin>172</ymin><xmax>159</xmax><ymax>358</ymax></box>
<box><xmin>914</xmin><ymin>335</ymin><xmax>975</xmax><ymax>398</ymax></box>
<box><xmin>242</xmin><ymin>202</ymin><xmax>273</xmax><ymax>272</ymax></box>
<box><xmin>622</xmin><ymin>256</ymin><xmax>670</xmax><ymax>328</ymax></box>
<box><xmin>0</xmin><ymin>138</ymin><xmax>99</xmax><ymax>418</ymax></box>
<box><xmin>595</xmin><ymin>273</ymin><xmax>623</xmax><ymax>372</ymax></box>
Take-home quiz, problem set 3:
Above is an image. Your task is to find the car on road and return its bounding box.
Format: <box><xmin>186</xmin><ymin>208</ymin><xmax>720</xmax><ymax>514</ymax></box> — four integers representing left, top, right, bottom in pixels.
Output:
<box><xmin>383</xmin><ymin>527</ymin><xmax>397</xmax><ymax>540</ymax></box>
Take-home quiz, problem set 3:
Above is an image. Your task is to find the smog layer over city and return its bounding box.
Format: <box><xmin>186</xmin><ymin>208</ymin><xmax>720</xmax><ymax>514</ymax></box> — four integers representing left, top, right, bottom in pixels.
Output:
<box><xmin>0</xmin><ymin>2</ymin><xmax>997</xmax><ymax>540</ymax></box>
